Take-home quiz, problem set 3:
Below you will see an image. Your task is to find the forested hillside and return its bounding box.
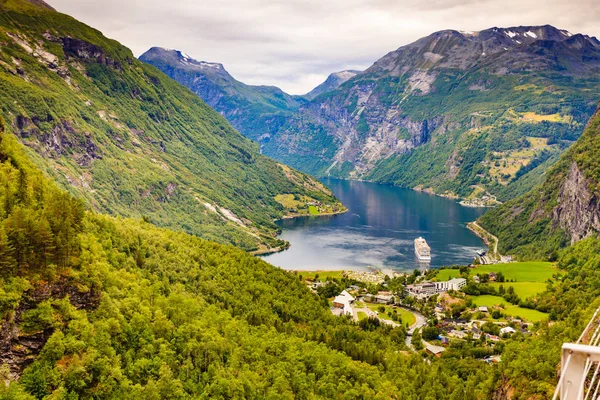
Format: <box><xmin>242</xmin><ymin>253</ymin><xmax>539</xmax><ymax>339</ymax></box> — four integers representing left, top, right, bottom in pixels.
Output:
<box><xmin>1</xmin><ymin>120</ymin><xmax>599</xmax><ymax>399</ymax></box>
<box><xmin>479</xmin><ymin>103</ymin><xmax>600</xmax><ymax>259</ymax></box>
<box><xmin>0</xmin><ymin>0</ymin><xmax>343</xmax><ymax>253</ymax></box>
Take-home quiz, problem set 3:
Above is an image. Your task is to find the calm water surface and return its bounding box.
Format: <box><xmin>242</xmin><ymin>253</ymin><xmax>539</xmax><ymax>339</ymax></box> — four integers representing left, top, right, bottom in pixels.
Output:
<box><xmin>262</xmin><ymin>179</ymin><xmax>487</xmax><ymax>272</ymax></box>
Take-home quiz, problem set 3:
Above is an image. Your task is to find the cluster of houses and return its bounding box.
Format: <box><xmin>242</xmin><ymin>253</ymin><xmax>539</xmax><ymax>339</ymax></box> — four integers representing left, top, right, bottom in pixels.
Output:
<box><xmin>345</xmin><ymin>270</ymin><xmax>390</xmax><ymax>284</ymax></box>
<box><xmin>406</xmin><ymin>278</ymin><xmax>467</xmax><ymax>299</ymax></box>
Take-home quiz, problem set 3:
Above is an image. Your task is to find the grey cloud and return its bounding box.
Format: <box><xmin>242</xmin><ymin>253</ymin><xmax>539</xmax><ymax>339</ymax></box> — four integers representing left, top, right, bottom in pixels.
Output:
<box><xmin>49</xmin><ymin>0</ymin><xmax>599</xmax><ymax>94</ymax></box>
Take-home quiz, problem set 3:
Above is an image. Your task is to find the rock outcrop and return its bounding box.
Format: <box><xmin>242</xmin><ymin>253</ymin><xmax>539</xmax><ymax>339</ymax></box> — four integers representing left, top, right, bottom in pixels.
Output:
<box><xmin>553</xmin><ymin>162</ymin><xmax>600</xmax><ymax>243</ymax></box>
<box><xmin>0</xmin><ymin>278</ymin><xmax>101</xmax><ymax>380</ymax></box>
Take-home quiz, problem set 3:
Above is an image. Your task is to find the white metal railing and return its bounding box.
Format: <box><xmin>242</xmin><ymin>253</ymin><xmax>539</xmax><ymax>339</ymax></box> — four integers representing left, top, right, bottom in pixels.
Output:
<box><xmin>554</xmin><ymin>308</ymin><xmax>600</xmax><ymax>400</ymax></box>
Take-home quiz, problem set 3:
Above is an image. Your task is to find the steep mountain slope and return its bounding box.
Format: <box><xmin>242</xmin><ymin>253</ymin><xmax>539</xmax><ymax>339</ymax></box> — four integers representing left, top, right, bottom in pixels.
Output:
<box><xmin>304</xmin><ymin>70</ymin><xmax>361</xmax><ymax>100</ymax></box>
<box><xmin>264</xmin><ymin>25</ymin><xmax>600</xmax><ymax>202</ymax></box>
<box><xmin>0</xmin><ymin>0</ymin><xmax>344</xmax><ymax>253</ymax></box>
<box><xmin>139</xmin><ymin>47</ymin><xmax>307</xmax><ymax>143</ymax></box>
<box><xmin>479</xmin><ymin>103</ymin><xmax>600</xmax><ymax>259</ymax></box>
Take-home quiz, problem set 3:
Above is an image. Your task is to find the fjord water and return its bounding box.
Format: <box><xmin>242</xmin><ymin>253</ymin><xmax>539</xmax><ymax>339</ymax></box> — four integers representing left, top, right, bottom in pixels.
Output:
<box><xmin>263</xmin><ymin>179</ymin><xmax>487</xmax><ymax>272</ymax></box>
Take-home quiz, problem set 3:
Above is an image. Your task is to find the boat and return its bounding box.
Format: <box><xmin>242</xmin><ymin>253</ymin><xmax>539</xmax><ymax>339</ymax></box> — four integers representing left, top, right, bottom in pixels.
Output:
<box><xmin>414</xmin><ymin>237</ymin><xmax>431</xmax><ymax>262</ymax></box>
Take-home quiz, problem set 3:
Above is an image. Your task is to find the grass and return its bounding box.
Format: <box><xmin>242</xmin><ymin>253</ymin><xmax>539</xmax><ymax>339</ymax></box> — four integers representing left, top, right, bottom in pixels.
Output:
<box><xmin>364</xmin><ymin>304</ymin><xmax>417</xmax><ymax>326</ymax></box>
<box><xmin>274</xmin><ymin>194</ymin><xmax>304</xmax><ymax>209</ymax></box>
<box><xmin>298</xmin><ymin>270</ymin><xmax>346</xmax><ymax>282</ymax></box>
<box><xmin>471</xmin><ymin>295</ymin><xmax>548</xmax><ymax>322</ymax></box>
<box><xmin>489</xmin><ymin>282</ymin><xmax>548</xmax><ymax>299</ymax></box>
<box><xmin>473</xmin><ymin>261</ymin><xmax>556</xmax><ymax>282</ymax></box>
<box><xmin>398</xmin><ymin>308</ymin><xmax>417</xmax><ymax>326</ymax></box>
<box><xmin>357</xmin><ymin>312</ymin><xmax>368</xmax><ymax>321</ymax></box>
<box><xmin>308</xmin><ymin>205</ymin><xmax>319</xmax><ymax>215</ymax></box>
<box><xmin>436</xmin><ymin>269</ymin><xmax>461</xmax><ymax>281</ymax></box>
<box><xmin>520</xmin><ymin>111</ymin><xmax>571</xmax><ymax>124</ymax></box>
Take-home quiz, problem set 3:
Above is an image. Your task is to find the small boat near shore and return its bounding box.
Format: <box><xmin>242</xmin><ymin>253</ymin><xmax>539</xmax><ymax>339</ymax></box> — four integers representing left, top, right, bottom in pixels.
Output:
<box><xmin>414</xmin><ymin>237</ymin><xmax>431</xmax><ymax>262</ymax></box>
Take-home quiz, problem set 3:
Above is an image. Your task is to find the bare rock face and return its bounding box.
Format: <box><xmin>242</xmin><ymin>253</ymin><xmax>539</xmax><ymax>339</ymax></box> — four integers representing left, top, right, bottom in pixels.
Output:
<box><xmin>62</xmin><ymin>37</ymin><xmax>121</xmax><ymax>69</ymax></box>
<box><xmin>553</xmin><ymin>162</ymin><xmax>600</xmax><ymax>243</ymax></box>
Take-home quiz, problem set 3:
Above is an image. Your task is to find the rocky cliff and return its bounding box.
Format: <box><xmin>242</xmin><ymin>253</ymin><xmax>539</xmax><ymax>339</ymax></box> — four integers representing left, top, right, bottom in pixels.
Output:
<box><xmin>553</xmin><ymin>162</ymin><xmax>600</xmax><ymax>243</ymax></box>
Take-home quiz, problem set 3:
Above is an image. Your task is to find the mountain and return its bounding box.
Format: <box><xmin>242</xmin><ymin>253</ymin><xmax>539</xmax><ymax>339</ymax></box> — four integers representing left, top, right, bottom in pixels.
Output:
<box><xmin>304</xmin><ymin>70</ymin><xmax>361</xmax><ymax>100</ymax></box>
<box><xmin>478</xmin><ymin>102</ymin><xmax>600</xmax><ymax>259</ymax></box>
<box><xmin>0</xmin><ymin>0</ymin><xmax>344</xmax><ymax>253</ymax></box>
<box><xmin>139</xmin><ymin>47</ymin><xmax>307</xmax><ymax>143</ymax></box>
<box><xmin>263</xmin><ymin>25</ymin><xmax>600</xmax><ymax>202</ymax></box>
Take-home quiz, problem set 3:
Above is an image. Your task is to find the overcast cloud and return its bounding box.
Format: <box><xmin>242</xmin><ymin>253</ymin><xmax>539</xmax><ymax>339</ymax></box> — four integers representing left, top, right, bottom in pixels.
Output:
<box><xmin>48</xmin><ymin>0</ymin><xmax>599</xmax><ymax>94</ymax></box>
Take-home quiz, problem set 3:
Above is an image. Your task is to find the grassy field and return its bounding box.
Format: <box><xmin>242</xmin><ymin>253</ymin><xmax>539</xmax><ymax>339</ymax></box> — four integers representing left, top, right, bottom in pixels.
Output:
<box><xmin>398</xmin><ymin>308</ymin><xmax>417</xmax><ymax>326</ymax></box>
<box><xmin>471</xmin><ymin>295</ymin><xmax>548</xmax><ymax>322</ymax></box>
<box><xmin>308</xmin><ymin>205</ymin><xmax>319</xmax><ymax>215</ymax></box>
<box><xmin>436</xmin><ymin>269</ymin><xmax>461</xmax><ymax>281</ymax></box>
<box><xmin>297</xmin><ymin>270</ymin><xmax>346</xmax><ymax>282</ymax></box>
<box><xmin>274</xmin><ymin>194</ymin><xmax>304</xmax><ymax>209</ymax></box>
<box><xmin>489</xmin><ymin>282</ymin><xmax>548</xmax><ymax>299</ymax></box>
<box><xmin>474</xmin><ymin>261</ymin><xmax>556</xmax><ymax>282</ymax></box>
<box><xmin>520</xmin><ymin>111</ymin><xmax>572</xmax><ymax>124</ymax></box>
<box><xmin>365</xmin><ymin>304</ymin><xmax>416</xmax><ymax>326</ymax></box>
<box><xmin>357</xmin><ymin>312</ymin><xmax>368</xmax><ymax>321</ymax></box>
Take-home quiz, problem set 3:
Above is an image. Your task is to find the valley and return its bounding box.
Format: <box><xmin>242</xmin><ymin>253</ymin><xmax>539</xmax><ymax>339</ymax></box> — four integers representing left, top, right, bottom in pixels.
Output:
<box><xmin>1</xmin><ymin>0</ymin><xmax>600</xmax><ymax>398</ymax></box>
<box><xmin>145</xmin><ymin>26</ymin><xmax>600</xmax><ymax>207</ymax></box>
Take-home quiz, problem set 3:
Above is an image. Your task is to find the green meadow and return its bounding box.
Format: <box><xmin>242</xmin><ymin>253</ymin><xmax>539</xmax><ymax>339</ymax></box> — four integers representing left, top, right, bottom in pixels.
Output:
<box><xmin>365</xmin><ymin>304</ymin><xmax>417</xmax><ymax>326</ymax></box>
<box><xmin>489</xmin><ymin>282</ymin><xmax>548</xmax><ymax>298</ymax></box>
<box><xmin>474</xmin><ymin>261</ymin><xmax>557</xmax><ymax>282</ymax></box>
<box><xmin>472</xmin><ymin>295</ymin><xmax>548</xmax><ymax>322</ymax></box>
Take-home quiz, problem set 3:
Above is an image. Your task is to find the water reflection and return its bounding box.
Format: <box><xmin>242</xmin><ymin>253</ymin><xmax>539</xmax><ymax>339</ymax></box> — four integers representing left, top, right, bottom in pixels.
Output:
<box><xmin>262</xmin><ymin>179</ymin><xmax>487</xmax><ymax>272</ymax></box>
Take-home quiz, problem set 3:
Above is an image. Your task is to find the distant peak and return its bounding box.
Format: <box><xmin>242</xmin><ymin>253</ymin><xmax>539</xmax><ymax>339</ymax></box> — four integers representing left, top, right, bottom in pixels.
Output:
<box><xmin>140</xmin><ymin>47</ymin><xmax>225</xmax><ymax>71</ymax></box>
<box><xmin>304</xmin><ymin>69</ymin><xmax>361</xmax><ymax>100</ymax></box>
<box><xmin>331</xmin><ymin>70</ymin><xmax>361</xmax><ymax>80</ymax></box>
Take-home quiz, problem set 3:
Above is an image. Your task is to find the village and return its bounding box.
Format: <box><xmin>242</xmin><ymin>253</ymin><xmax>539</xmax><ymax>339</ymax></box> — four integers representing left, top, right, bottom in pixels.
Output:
<box><xmin>296</xmin><ymin>260</ymin><xmax>552</xmax><ymax>359</ymax></box>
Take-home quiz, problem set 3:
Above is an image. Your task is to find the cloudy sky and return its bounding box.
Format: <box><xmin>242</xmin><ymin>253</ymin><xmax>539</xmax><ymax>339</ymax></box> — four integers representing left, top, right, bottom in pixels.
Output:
<box><xmin>49</xmin><ymin>0</ymin><xmax>599</xmax><ymax>94</ymax></box>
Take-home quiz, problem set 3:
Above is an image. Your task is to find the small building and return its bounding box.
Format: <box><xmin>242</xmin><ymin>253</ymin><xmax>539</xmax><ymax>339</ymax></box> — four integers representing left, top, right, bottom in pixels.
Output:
<box><xmin>473</xmin><ymin>275</ymin><xmax>480</xmax><ymax>283</ymax></box>
<box><xmin>311</xmin><ymin>281</ymin><xmax>325</xmax><ymax>289</ymax></box>
<box><xmin>333</xmin><ymin>290</ymin><xmax>355</xmax><ymax>308</ymax></box>
<box><xmin>425</xmin><ymin>342</ymin><xmax>446</xmax><ymax>357</ymax></box>
<box><xmin>440</xmin><ymin>336</ymin><xmax>449</xmax><ymax>345</ymax></box>
<box><xmin>478</xmin><ymin>306</ymin><xmax>488</xmax><ymax>313</ymax></box>
<box><xmin>449</xmin><ymin>330</ymin><xmax>467</xmax><ymax>339</ymax></box>
<box><xmin>500</xmin><ymin>326</ymin><xmax>516</xmax><ymax>335</ymax></box>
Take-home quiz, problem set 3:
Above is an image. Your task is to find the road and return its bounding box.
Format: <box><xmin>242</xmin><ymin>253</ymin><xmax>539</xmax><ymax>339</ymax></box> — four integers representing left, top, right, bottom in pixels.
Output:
<box><xmin>470</xmin><ymin>221</ymin><xmax>499</xmax><ymax>260</ymax></box>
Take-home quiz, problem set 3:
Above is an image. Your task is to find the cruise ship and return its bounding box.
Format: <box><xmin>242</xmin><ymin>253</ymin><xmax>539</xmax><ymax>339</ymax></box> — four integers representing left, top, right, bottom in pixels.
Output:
<box><xmin>414</xmin><ymin>237</ymin><xmax>431</xmax><ymax>262</ymax></box>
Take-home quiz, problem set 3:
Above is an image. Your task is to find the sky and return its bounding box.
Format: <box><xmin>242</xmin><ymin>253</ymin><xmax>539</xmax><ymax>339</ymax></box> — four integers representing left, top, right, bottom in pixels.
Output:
<box><xmin>48</xmin><ymin>0</ymin><xmax>599</xmax><ymax>95</ymax></box>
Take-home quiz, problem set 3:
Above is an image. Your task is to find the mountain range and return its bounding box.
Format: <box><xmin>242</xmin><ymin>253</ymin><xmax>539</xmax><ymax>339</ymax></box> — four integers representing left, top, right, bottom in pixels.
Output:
<box><xmin>144</xmin><ymin>25</ymin><xmax>600</xmax><ymax>204</ymax></box>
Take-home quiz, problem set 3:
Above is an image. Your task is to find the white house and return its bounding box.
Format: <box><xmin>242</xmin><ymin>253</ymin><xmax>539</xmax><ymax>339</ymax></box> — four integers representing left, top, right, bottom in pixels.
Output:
<box><xmin>500</xmin><ymin>326</ymin><xmax>516</xmax><ymax>335</ymax></box>
<box><xmin>333</xmin><ymin>290</ymin><xmax>355</xmax><ymax>316</ymax></box>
